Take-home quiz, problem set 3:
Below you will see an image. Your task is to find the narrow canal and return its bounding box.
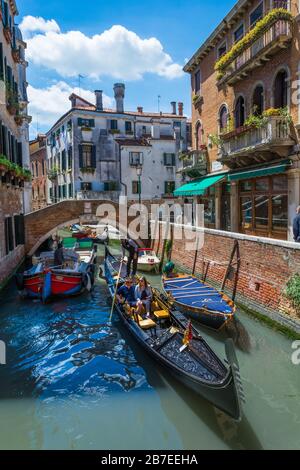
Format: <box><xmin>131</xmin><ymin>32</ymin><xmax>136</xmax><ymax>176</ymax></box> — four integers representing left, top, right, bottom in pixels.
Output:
<box><xmin>0</xmin><ymin>244</ymin><xmax>299</xmax><ymax>450</ymax></box>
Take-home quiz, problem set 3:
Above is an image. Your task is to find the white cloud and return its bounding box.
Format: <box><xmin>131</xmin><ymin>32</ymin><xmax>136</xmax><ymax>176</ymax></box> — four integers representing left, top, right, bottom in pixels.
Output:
<box><xmin>19</xmin><ymin>16</ymin><xmax>61</xmax><ymax>39</ymax></box>
<box><xmin>20</xmin><ymin>18</ymin><xmax>184</xmax><ymax>80</ymax></box>
<box><xmin>28</xmin><ymin>81</ymin><xmax>113</xmax><ymax>129</ymax></box>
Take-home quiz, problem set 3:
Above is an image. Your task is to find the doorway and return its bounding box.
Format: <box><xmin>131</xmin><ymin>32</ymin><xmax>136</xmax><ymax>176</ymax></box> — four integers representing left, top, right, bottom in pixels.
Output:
<box><xmin>221</xmin><ymin>182</ymin><xmax>231</xmax><ymax>231</ymax></box>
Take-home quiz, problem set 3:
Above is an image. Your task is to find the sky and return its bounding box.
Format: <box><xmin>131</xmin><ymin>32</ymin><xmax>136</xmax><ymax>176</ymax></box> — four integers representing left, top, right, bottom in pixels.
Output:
<box><xmin>16</xmin><ymin>0</ymin><xmax>236</xmax><ymax>138</ymax></box>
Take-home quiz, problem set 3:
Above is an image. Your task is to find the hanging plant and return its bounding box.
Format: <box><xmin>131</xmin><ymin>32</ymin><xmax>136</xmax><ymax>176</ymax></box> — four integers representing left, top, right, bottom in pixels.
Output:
<box><xmin>215</xmin><ymin>9</ymin><xmax>293</xmax><ymax>75</ymax></box>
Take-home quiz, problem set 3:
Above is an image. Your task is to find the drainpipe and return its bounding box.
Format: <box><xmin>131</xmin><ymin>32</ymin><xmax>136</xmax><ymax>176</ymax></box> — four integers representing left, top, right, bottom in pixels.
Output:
<box><xmin>118</xmin><ymin>144</ymin><xmax>127</xmax><ymax>197</ymax></box>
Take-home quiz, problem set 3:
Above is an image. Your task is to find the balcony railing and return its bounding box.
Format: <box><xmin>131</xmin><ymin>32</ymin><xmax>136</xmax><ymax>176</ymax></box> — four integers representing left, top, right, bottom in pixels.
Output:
<box><xmin>178</xmin><ymin>150</ymin><xmax>208</xmax><ymax>178</ymax></box>
<box><xmin>218</xmin><ymin>116</ymin><xmax>295</xmax><ymax>168</ymax></box>
<box><xmin>76</xmin><ymin>190</ymin><xmax>120</xmax><ymax>201</ymax></box>
<box><xmin>218</xmin><ymin>18</ymin><xmax>292</xmax><ymax>85</ymax></box>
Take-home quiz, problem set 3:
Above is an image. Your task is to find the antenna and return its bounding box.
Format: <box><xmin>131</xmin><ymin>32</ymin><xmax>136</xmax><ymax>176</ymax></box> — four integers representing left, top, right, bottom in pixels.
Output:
<box><xmin>158</xmin><ymin>95</ymin><xmax>161</xmax><ymax>113</ymax></box>
<box><xmin>36</xmin><ymin>113</ymin><xmax>39</xmax><ymax>136</ymax></box>
<box><xmin>78</xmin><ymin>74</ymin><xmax>85</xmax><ymax>96</ymax></box>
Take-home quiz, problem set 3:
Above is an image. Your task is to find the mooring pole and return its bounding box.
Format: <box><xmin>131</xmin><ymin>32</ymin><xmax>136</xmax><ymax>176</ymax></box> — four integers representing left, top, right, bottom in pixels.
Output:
<box><xmin>159</xmin><ymin>220</ymin><xmax>170</xmax><ymax>273</ymax></box>
<box><xmin>221</xmin><ymin>240</ymin><xmax>238</xmax><ymax>293</ymax></box>
<box><xmin>232</xmin><ymin>242</ymin><xmax>241</xmax><ymax>302</ymax></box>
<box><xmin>192</xmin><ymin>231</ymin><xmax>200</xmax><ymax>276</ymax></box>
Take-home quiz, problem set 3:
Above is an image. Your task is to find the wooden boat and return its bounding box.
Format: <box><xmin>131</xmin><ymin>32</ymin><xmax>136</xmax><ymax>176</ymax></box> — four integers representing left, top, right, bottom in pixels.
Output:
<box><xmin>16</xmin><ymin>242</ymin><xmax>96</xmax><ymax>302</ymax></box>
<box><xmin>162</xmin><ymin>274</ymin><xmax>236</xmax><ymax>331</ymax></box>
<box><xmin>124</xmin><ymin>248</ymin><xmax>160</xmax><ymax>272</ymax></box>
<box><xmin>104</xmin><ymin>249</ymin><xmax>244</xmax><ymax>421</ymax></box>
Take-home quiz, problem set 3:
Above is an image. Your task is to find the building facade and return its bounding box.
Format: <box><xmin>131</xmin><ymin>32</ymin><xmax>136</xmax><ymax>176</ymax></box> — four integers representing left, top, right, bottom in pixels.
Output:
<box><xmin>0</xmin><ymin>0</ymin><xmax>31</xmax><ymax>287</ymax></box>
<box><xmin>30</xmin><ymin>134</ymin><xmax>47</xmax><ymax>211</ymax></box>
<box><xmin>46</xmin><ymin>84</ymin><xmax>188</xmax><ymax>204</ymax></box>
<box><xmin>180</xmin><ymin>0</ymin><xmax>300</xmax><ymax>241</ymax></box>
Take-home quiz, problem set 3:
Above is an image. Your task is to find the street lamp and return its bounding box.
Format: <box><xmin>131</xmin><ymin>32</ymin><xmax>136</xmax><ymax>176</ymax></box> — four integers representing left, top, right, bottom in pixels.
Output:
<box><xmin>136</xmin><ymin>166</ymin><xmax>142</xmax><ymax>205</ymax></box>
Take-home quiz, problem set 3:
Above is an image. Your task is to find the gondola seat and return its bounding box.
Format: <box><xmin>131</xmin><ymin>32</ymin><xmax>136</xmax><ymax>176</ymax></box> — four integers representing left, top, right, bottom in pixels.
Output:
<box><xmin>153</xmin><ymin>310</ymin><xmax>170</xmax><ymax>320</ymax></box>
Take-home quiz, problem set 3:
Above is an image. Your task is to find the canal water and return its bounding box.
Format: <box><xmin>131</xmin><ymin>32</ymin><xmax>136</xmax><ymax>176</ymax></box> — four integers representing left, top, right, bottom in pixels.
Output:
<box><xmin>0</xmin><ymin>246</ymin><xmax>299</xmax><ymax>450</ymax></box>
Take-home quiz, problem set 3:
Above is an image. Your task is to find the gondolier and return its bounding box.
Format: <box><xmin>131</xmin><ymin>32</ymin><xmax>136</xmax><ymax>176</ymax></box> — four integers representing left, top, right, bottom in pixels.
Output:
<box><xmin>121</xmin><ymin>238</ymin><xmax>139</xmax><ymax>278</ymax></box>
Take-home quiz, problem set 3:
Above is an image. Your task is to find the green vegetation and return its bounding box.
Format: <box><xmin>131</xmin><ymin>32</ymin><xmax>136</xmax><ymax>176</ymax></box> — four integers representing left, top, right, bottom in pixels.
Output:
<box><xmin>245</xmin><ymin>107</ymin><xmax>292</xmax><ymax>129</ymax></box>
<box><xmin>215</xmin><ymin>8</ymin><xmax>293</xmax><ymax>78</ymax></box>
<box><xmin>0</xmin><ymin>155</ymin><xmax>31</xmax><ymax>180</ymax></box>
<box><xmin>285</xmin><ymin>274</ymin><xmax>300</xmax><ymax>311</ymax></box>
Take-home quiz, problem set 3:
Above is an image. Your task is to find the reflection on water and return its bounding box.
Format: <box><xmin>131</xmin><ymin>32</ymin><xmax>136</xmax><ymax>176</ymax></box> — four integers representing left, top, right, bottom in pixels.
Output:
<box><xmin>0</xmin><ymin>262</ymin><xmax>299</xmax><ymax>450</ymax></box>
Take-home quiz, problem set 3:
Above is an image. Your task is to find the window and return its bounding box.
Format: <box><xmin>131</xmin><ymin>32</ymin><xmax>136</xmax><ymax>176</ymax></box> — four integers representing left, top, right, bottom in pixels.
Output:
<box><xmin>250</xmin><ymin>3</ymin><xmax>263</xmax><ymax>27</ymax></box>
<box><xmin>104</xmin><ymin>181</ymin><xmax>118</xmax><ymax>191</ymax></box>
<box><xmin>199</xmin><ymin>187</ymin><xmax>216</xmax><ymax>227</ymax></box>
<box><xmin>14</xmin><ymin>214</ymin><xmax>24</xmax><ymax>246</ymax></box>
<box><xmin>61</xmin><ymin>150</ymin><xmax>66</xmax><ymax>171</ymax></box>
<box><xmin>219</xmin><ymin>106</ymin><xmax>228</xmax><ymax>132</ymax></box>
<box><xmin>0</xmin><ymin>43</ymin><xmax>3</xmax><ymax>81</ymax></box>
<box><xmin>79</xmin><ymin>144</ymin><xmax>96</xmax><ymax>168</ymax></box>
<box><xmin>218</xmin><ymin>42</ymin><xmax>227</xmax><ymax>58</ymax></box>
<box><xmin>81</xmin><ymin>182</ymin><xmax>92</xmax><ymax>191</ymax></box>
<box><xmin>5</xmin><ymin>217</ymin><xmax>14</xmax><ymax>255</ymax></box>
<box><xmin>129</xmin><ymin>152</ymin><xmax>143</xmax><ymax>166</ymax></box>
<box><xmin>110</xmin><ymin>120</ymin><xmax>118</xmax><ymax>130</ymax></box>
<box><xmin>77</xmin><ymin>118</ymin><xmax>95</xmax><ymax>128</ymax></box>
<box><xmin>165</xmin><ymin>181</ymin><xmax>175</xmax><ymax>194</ymax></box>
<box><xmin>68</xmin><ymin>183</ymin><xmax>73</xmax><ymax>198</ymax></box>
<box><xmin>234</xmin><ymin>24</ymin><xmax>244</xmax><ymax>43</ymax></box>
<box><xmin>196</xmin><ymin>122</ymin><xmax>203</xmax><ymax>150</ymax></box>
<box><xmin>194</xmin><ymin>70</ymin><xmax>201</xmax><ymax>93</ymax></box>
<box><xmin>234</xmin><ymin>96</ymin><xmax>245</xmax><ymax>128</ymax></box>
<box><xmin>252</xmin><ymin>85</ymin><xmax>264</xmax><ymax>115</ymax></box>
<box><xmin>274</xmin><ymin>70</ymin><xmax>288</xmax><ymax>109</ymax></box>
<box><xmin>239</xmin><ymin>175</ymin><xmax>288</xmax><ymax>237</ymax></box>
<box><xmin>68</xmin><ymin>147</ymin><xmax>72</xmax><ymax>169</ymax></box>
<box><xmin>132</xmin><ymin>181</ymin><xmax>141</xmax><ymax>195</ymax></box>
<box><xmin>164</xmin><ymin>153</ymin><xmax>176</xmax><ymax>166</ymax></box>
<box><xmin>125</xmin><ymin>121</ymin><xmax>132</xmax><ymax>133</ymax></box>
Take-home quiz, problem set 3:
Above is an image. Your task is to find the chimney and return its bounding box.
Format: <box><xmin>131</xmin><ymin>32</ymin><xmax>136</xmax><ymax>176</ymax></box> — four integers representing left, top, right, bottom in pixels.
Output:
<box><xmin>114</xmin><ymin>83</ymin><xmax>125</xmax><ymax>113</ymax></box>
<box><xmin>95</xmin><ymin>90</ymin><xmax>103</xmax><ymax>111</ymax></box>
<box><xmin>178</xmin><ymin>102</ymin><xmax>184</xmax><ymax>116</ymax></box>
<box><xmin>137</xmin><ymin>106</ymin><xmax>143</xmax><ymax>114</ymax></box>
<box><xmin>171</xmin><ymin>101</ymin><xmax>177</xmax><ymax>115</ymax></box>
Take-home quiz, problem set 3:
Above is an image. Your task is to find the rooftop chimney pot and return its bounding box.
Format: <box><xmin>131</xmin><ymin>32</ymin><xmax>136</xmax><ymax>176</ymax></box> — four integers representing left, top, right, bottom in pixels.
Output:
<box><xmin>114</xmin><ymin>83</ymin><xmax>125</xmax><ymax>114</ymax></box>
<box><xmin>171</xmin><ymin>101</ymin><xmax>177</xmax><ymax>115</ymax></box>
<box><xmin>95</xmin><ymin>90</ymin><xmax>103</xmax><ymax>111</ymax></box>
<box><xmin>137</xmin><ymin>106</ymin><xmax>143</xmax><ymax>113</ymax></box>
<box><xmin>178</xmin><ymin>102</ymin><xmax>184</xmax><ymax>116</ymax></box>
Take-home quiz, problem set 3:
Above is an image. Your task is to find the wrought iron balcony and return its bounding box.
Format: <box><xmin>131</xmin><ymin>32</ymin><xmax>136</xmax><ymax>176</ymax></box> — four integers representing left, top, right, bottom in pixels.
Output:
<box><xmin>218</xmin><ymin>116</ymin><xmax>295</xmax><ymax>169</ymax></box>
<box><xmin>218</xmin><ymin>17</ymin><xmax>293</xmax><ymax>86</ymax></box>
<box><xmin>178</xmin><ymin>149</ymin><xmax>208</xmax><ymax>178</ymax></box>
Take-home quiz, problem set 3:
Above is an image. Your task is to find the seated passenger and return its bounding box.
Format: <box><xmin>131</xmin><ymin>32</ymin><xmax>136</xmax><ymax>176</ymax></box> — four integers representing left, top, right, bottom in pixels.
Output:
<box><xmin>117</xmin><ymin>278</ymin><xmax>136</xmax><ymax>307</ymax></box>
<box><xmin>135</xmin><ymin>277</ymin><xmax>153</xmax><ymax>318</ymax></box>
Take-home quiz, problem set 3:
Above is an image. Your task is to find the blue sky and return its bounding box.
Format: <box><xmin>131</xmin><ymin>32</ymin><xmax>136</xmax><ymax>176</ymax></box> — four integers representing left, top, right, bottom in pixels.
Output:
<box><xmin>17</xmin><ymin>0</ymin><xmax>236</xmax><ymax>137</ymax></box>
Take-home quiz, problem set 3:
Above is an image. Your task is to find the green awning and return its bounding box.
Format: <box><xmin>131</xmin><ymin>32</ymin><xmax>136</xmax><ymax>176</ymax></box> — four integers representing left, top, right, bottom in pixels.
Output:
<box><xmin>228</xmin><ymin>161</ymin><xmax>291</xmax><ymax>182</ymax></box>
<box><xmin>174</xmin><ymin>173</ymin><xmax>226</xmax><ymax>197</ymax></box>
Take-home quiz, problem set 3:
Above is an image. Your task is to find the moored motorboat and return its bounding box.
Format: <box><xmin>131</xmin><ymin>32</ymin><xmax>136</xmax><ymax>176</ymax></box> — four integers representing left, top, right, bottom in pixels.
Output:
<box><xmin>123</xmin><ymin>248</ymin><xmax>160</xmax><ymax>273</ymax></box>
<box><xmin>104</xmin><ymin>249</ymin><xmax>244</xmax><ymax>421</ymax></box>
<box><xmin>162</xmin><ymin>274</ymin><xmax>236</xmax><ymax>331</ymax></box>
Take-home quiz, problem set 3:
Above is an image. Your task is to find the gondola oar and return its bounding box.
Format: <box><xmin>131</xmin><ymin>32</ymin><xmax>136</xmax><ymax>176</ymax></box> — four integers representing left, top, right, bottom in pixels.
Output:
<box><xmin>108</xmin><ymin>257</ymin><xmax>124</xmax><ymax>326</ymax></box>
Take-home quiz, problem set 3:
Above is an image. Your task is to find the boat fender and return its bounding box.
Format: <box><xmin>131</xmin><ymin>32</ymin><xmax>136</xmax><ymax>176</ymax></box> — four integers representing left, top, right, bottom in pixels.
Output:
<box><xmin>83</xmin><ymin>273</ymin><xmax>92</xmax><ymax>292</ymax></box>
<box><xmin>15</xmin><ymin>273</ymin><xmax>24</xmax><ymax>291</ymax></box>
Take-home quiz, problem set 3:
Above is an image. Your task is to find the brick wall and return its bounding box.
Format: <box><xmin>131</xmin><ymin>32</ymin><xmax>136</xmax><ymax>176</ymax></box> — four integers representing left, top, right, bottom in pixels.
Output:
<box><xmin>153</xmin><ymin>223</ymin><xmax>300</xmax><ymax>326</ymax></box>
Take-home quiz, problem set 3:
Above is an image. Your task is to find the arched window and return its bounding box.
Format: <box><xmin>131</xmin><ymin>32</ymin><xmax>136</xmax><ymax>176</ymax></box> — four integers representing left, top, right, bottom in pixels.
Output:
<box><xmin>195</xmin><ymin>121</ymin><xmax>203</xmax><ymax>150</ymax></box>
<box><xmin>219</xmin><ymin>105</ymin><xmax>228</xmax><ymax>132</ymax></box>
<box><xmin>252</xmin><ymin>85</ymin><xmax>264</xmax><ymax>115</ymax></box>
<box><xmin>274</xmin><ymin>69</ymin><xmax>288</xmax><ymax>109</ymax></box>
<box><xmin>234</xmin><ymin>96</ymin><xmax>245</xmax><ymax>128</ymax></box>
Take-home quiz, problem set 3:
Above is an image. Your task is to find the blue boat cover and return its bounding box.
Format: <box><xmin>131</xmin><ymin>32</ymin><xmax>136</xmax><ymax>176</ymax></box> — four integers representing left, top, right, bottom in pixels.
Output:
<box><xmin>164</xmin><ymin>277</ymin><xmax>233</xmax><ymax>314</ymax></box>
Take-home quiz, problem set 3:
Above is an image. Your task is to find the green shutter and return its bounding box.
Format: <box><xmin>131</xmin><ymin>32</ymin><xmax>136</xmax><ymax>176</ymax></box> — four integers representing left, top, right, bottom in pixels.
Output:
<box><xmin>78</xmin><ymin>118</ymin><xmax>83</xmax><ymax>127</ymax></box>
<box><xmin>91</xmin><ymin>145</ymin><xmax>96</xmax><ymax>168</ymax></box>
<box><xmin>79</xmin><ymin>145</ymin><xmax>83</xmax><ymax>168</ymax></box>
<box><xmin>172</xmin><ymin>154</ymin><xmax>176</xmax><ymax>166</ymax></box>
<box><xmin>0</xmin><ymin>43</ymin><xmax>3</xmax><ymax>81</ymax></box>
<box><xmin>89</xmin><ymin>119</ymin><xmax>95</xmax><ymax>128</ymax></box>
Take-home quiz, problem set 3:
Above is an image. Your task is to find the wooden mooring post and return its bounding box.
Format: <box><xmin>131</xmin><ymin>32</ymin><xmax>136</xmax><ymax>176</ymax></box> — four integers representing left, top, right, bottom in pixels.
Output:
<box><xmin>159</xmin><ymin>220</ymin><xmax>170</xmax><ymax>273</ymax></box>
<box><xmin>221</xmin><ymin>240</ymin><xmax>241</xmax><ymax>301</ymax></box>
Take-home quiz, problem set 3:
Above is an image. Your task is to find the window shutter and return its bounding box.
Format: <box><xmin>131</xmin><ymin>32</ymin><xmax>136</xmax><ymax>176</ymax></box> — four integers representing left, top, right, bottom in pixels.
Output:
<box><xmin>79</xmin><ymin>145</ymin><xmax>83</xmax><ymax>168</ymax></box>
<box><xmin>0</xmin><ymin>43</ymin><xmax>3</xmax><ymax>81</ymax></box>
<box><xmin>78</xmin><ymin>118</ymin><xmax>83</xmax><ymax>127</ymax></box>
<box><xmin>163</xmin><ymin>153</ymin><xmax>167</xmax><ymax>166</ymax></box>
<box><xmin>89</xmin><ymin>119</ymin><xmax>95</xmax><ymax>128</ymax></box>
<box><xmin>17</xmin><ymin>142</ymin><xmax>23</xmax><ymax>166</ymax></box>
<box><xmin>172</xmin><ymin>154</ymin><xmax>176</xmax><ymax>166</ymax></box>
<box><xmin>91</xmin><ymin>145</ymin><xmax>96</xmax><ymax>168</ymax></box>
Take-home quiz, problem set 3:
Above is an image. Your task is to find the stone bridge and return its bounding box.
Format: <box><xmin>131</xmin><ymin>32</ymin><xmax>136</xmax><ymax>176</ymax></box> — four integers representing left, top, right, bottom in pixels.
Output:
<box><xmin>24</xmin><ymin>199</ymin><xmax>152</xmax><ymax>256</ymax></box>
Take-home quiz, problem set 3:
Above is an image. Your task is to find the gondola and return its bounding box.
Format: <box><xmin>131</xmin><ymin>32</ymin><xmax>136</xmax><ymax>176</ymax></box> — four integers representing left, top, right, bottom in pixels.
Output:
<box><xmin>104</xmin><ymin>249</ymin><xmax>244</xmax><ymax>421</ymax></box>
<box><xmin>162</xmin><ymin>274</ymin><xmax>236</xmax><ymax>331</ymax></box>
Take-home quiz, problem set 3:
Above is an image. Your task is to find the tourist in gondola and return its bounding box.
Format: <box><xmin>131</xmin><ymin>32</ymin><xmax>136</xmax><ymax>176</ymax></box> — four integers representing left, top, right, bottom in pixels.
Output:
<box><xmin>121</xmin><ymin>238</ymin><xmax>139</xmax><ymax>277</ymax></box>
<box><xmin>135</xmin><ymin>277</ymin><xmax>153</xmax><ymax>318</ymax></box>
<box><xmin>116</xmin><ymin>277</ymin><xmax>136</xmax><ymax>307</ymax></box>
